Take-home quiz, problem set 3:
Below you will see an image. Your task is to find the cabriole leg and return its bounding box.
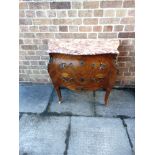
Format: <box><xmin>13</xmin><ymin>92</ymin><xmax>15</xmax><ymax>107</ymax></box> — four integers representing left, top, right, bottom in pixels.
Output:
<box><xmin>104</xmin><ymin>88</ymin><xmax>112</xmax><ymax>106</ymax></box>
<box><xmin>54</xmin><ymin>86</ymin><xmax>62</xmax><ymax>104</ymax></box>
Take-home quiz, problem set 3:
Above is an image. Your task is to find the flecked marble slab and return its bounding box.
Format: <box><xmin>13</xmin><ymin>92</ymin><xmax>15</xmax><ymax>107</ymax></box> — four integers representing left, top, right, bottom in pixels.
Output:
<box><xmin>47</xmin><ymin>39</ymin><xmax>119</xmax><ymax>55</ymax></box>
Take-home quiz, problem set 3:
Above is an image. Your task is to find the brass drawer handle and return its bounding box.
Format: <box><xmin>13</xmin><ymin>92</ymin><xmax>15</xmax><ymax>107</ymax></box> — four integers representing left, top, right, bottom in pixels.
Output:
<box><xmin>99</xmin><ymin>63</ymin><xmax>106</xmax><ymax>70</ymax></box>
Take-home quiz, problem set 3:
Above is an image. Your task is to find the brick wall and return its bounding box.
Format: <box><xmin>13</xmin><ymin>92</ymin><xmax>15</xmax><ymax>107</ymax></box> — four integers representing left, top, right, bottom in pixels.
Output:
<box><xmin>19</xmin><ymin>0</ymin><xmax>135</xmax><ymax>87</ymax></box>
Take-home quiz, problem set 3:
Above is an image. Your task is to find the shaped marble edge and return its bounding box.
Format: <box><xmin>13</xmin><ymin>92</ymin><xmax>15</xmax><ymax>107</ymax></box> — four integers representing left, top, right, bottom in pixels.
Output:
<box><xmin>47</xmin><ymin>39</ymin><xmax>120</xmax><ymax>55</ymax></box>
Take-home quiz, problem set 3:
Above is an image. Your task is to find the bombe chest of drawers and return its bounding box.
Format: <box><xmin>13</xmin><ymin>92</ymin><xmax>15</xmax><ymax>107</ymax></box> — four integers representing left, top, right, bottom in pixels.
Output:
<box><xmin>47</xmin><ymin>39</ymin><xmax>119</xmax><ymax>106</ymax></box>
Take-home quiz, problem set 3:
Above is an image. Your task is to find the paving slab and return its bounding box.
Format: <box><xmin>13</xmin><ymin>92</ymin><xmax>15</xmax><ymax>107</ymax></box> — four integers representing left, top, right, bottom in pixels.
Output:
<box><xmin>50</xmin><ymin>89</ymin><xmax>94</xmax><ymax>116</ymax></box>
<box><xmin>95</xmin><ymin>89</ymin><xmax>135</xmax><ymax>117</ymax></box>
<box><xmin>19</xmin><ymin>84</ymin><xmax>53</xmax><ymax>113</ymax></box>
<box><xmin>68</xmin><ymin>117</ymin><xmax>132</xmax><ymax>155</ymax></box>
<box><xmin>125</xmin><ymin>119</ymin><xmax>135</xmax><ymax>151</ymax></box>
<box><xmin>19</xmin><ymin>114</ymin><xmax>70</xmax><ymax>155</ymax></box>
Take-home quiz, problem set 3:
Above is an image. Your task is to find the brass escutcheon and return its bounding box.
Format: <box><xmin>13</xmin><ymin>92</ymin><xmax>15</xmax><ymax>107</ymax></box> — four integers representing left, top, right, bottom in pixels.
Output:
<box><xmin>59</xmin><ymin>63</ymin><xmax>66</xmax><ymax>69</ymax></box>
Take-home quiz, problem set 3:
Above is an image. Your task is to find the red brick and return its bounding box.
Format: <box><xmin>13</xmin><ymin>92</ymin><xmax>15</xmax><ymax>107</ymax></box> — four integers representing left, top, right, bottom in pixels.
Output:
<box><xmin>68</xmin><ymin>10</ymin><xmax>77</xmax><ymax>17</ymax></box>
<box><xmin>25</xmin><ymin>56</ymin><xmax>40</xmax><ymax>60</ymax></box>
<box><xmin>79</xmin><ymin>26</ymin><xmax>92</xmax><ymax>32</ymax></box>
<box><xmin>99</xmin><ymin>18</ymin><xmax>119</xmax><ymax>24</ymax></box>
<box><xmin>124</xmin><ymin>72</ymin><xmax>131</xmax><ymax>76</ymax></box>
<box><xmin>100</xmin><ymin>1</ymin><xmax>122</xmax><ymax>8</ymax></box>
<box><xmin>128</xmin><ymin>10</ymin><xmax>135</xmax><ymax>16</ymax></box>
<box><xmin>83</xmin><ymin>1</ymin><xmax>99</xmax><ymax>9</ymax></box>
<box><xmin>19</xmin><ymin>39</ymin><xmax>23</xmax><ymax>44</ymax></box>
<box><xmin>36</xmin><ymin>51</ymin><xmax>46</xmax><ymax>55</ymax></box>
<box><xmin>73</xmin><ymin>33</ymin><xmax>87</xmax><ymax>39</ymax></box>
<box><xmin>104</xmin><ymin>10</ymin><xmax>115</xmax><ymax>17</ymax></box>
<box><xmin>50</xmin><ymin>2</ymin><xmax>71</xmax><ymax>9</ymax></box>
<box><xmin>29</xmin><ymin>2</ymin><xmax>49</xmax><ymax>9</ymax></box>
<box><xmin>98</xmin><ymin>33</ymin><xmax>117</xmax><ymax>38</ymax></box>
<box><xmin>24</xmin><ymin>39</ymin><xmax>33</xmax><ymax>44</ymax></box>
<box><xmin>83</xmin><ymin>18</ymin><xmax>98</xmax><ymax>25</ymax></box>
<box><xmin>114</xmin><ymin>25</ymin><xmax>124</xmax><ymax>31</ymax></box>
<box><xmin>119</xmin><ymin>67</ymin><xmax>128</xmax><ymax>72</ymax></box>
<box><xmin>93</xmin><ymin>26</ymin><xmax>102</xmax><ymax>32</ymax></box>
<box><xmin>22</xmin><ymin>61</ymin><xmax>30</xmax><ymax>66</ymax></box>
<box><xmin>21</xmin><ymin>45</ymin><xmax>38</xmax><ymax>50</ymax></box>
<box><xmin>53</xmin><ymin>19</ymin><xmax>72</xmax><ymax>25</ymax></box>
<box><xmin>27</xmin><ymin>51</ymin><xmax>35</xmax><ymax>55</ymax></box>
<box><xmin>94</xmin><ymin>10</ymin><xmax>103</xmax><ymax>17</ymax></box>
<box><xmin>88</xmin><ymin>33</ymin><xmax>97</xmax><ymax>39</ymax></box>
<box><xmin>78</xmin><ymin>10</ymin><xmax>93</xmax><ymax>17</ymax></box>
<box><xmin>36</xmin><ymin>11</ymin><xmax>46</xmax><ymax>17</ymax></box>
<box><xmin>19</xmin><ymin>2</ymin><xmax>28</xmax><ymax>9</ymax></box>
<box><xmin>121</xmin><ymin>40</ymin><xmax>132</xmax><ymax>46</ymax></box>
<box><xmin>118</xmin><ymin>56</ymin><xmax>132</xmax><ymax>62</ymax></box>
<box><xmin>19</xmin><ymin>19</ymin><xmax>32</xmax><ymax>25</ymax></box>
<box><xmin>118</xmin><ymin>45</ymin><xmax>135</xmax><ymax>51</ymax></box>
<box><xmin>119</xmin><ymin>52</ymin><xmax>129</xmax><ymax>56</ymax></box>
<box><xmin>23</xmin><ymin>33</ymin><xmax>35</xmax><ymax>38</ymax></box>
<box><xmin>103</xmin><ymin>26</ymin><xmax>113</xmax><ymax>32</ymax></box>
<box><xmin>49</xmin><ymin>26</ymin><xmax>58</xmax><ymax>32</ymax></box>
<box><xmin>120</xmin><ymin>17</ymin><xmax>135</xmax><ymax>24</ymax></box>
<box><xmin>59</xmin><ymin>26</ymin><xmax>68</xmax><ymax>32</ymax></box>
<box><xmin>20</xmin><ymin>26</ymin><xmax>29</xmax><ymax>32</ymax></box>
<box><xmin>124</xmin><ymin>25</ymin><xmax>134</xmax><ymax>31</ymax></box>
<box><xmin>118</xmin><ymin>32</ymin><xmax>135</xmax><ymax>38</ymax></box>
<box><xmin>47</xmin><ymin>11</ymin><xmax>56</xmax><ymax>17</ymax></box>
<box><xmin>72</xmin><ymin>2</ymin><xmax>82</xmax><ymax>9</ymax></box>
<box><xmin>36</xmin><ymin>33</ymin><xmax>54</xmax><ymax>38</ymax></box>
<box><xmin>129</xmin><ymin>67</ymin><xmax>135</xmax><ymax>72</ymax></box>
<box><xmin>39</xmin><ymin>26</ymin><xmax>48</xmax><ymax>32</ymax></box>
<box><xmin>29</xmin><ymin>26</ymin><xmax>39</xmax><ymax>32</ymax></box>
<box><xmin>123</xmin><ymin>1</ymin><xmax>135</xmax><ymax>8</ymax></box>
<box><xmin>33</xmin><ymin>39</ymin><xmax>42</xmax><ymax>44</ymax></box>
<box><xmin>116</xmin><ymin>10</ymin><xmax>127</xmax><ymax>17</ymax></box>
<box><xmin>118</xmin><ymin>62</ymin><xmax>126</xmax><ymax>67</ymax></box>
<box><xmin>38</xmin><ymin>45</ymin><xmax>48</xmax><ymax>50</ymax></box>
<box><xmin>25</xmin><ymin>10</ymin><xmax>35</xmax><ymax>17</ymax></box>
<box><xmin>69</xmin><ymin>26</ymin><xmax>78</xmax><ymax>32</ymax></box>
<box><xmin>129</xmin><ymin>52</ymin><xmax>135</xmax><ymax>56</ymax></box>
<box><xmin>57</xmin><ymin>11</ymin><xmax>67</xmax><ymax>18</ymax></box>
<box><xmin>41</xmin><ymin>56</ymin><xmax>49</xmax><ymax>60</ymax></box>
<box><xmin>55</xmin><ymin>33</ymin><xmax>73</xmax><ymax>39</ymax></box>
<box><xmin>33</xmin><ymin>19</ymin><xmax>51</xmax><ymax>25</ymax></box>
<box><xmin>72</xmin><ymin>19</ymin><xmax>82</xmax><ymax>25</ymax></box>
<box><xmin>19</xmin><ymin>11</ymin><xmax>25</xmax><ymax>17</ymax></box>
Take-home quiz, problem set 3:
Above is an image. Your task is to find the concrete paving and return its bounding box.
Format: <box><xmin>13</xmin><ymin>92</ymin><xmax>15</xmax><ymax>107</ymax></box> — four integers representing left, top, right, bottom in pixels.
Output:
<box><xmin>50</xmin><ymin>89</ymin><xmax>94</xmax><ymax>116</ymax></box>
<box><xmin>19</xmin><ymin>84</ymin><xmax>53</xmax><ymax>113</ymax></box>
<box><xmin>19</xmin><ymin>84</ymin><xmax>135</xmax><ymax>155</ymax></box>
<box><xmin>95</xmin><ymin>89</ymin><xmax>135</xmax><ymax>117</ymax></box>
<box><xmin>125</xmin><ymin>119</ymin><xmax>135</xmax><ymax>151</ymax></box>
<box><xmin>68</xmin><ymin>117</ymin><xmax>132</xmax><ymax>155</ymax></box>
<box><xmin>20</xmin><ymin>114</ymin><xmax>70</xmax><ymax>155</ymax></box>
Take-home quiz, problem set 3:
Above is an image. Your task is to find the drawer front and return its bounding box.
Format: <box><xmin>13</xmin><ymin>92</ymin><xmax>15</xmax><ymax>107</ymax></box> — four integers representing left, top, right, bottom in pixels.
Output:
<box><xmin>48</xmin><ymin>54</ymin><xmax>114</xmax><ymax>90</ymax></box>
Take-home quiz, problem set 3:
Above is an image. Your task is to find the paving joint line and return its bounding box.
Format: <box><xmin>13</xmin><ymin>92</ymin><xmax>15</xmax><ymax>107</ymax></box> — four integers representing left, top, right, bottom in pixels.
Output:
<box><xmin>41</xmin><ymin>88</ymin><xmax>55</xmax><ymax>115</ymax></box>
<box><xmin>19</xmin><ymin>112</ymin><xmax>134</xmax><ymax>119</ymax></box>
<box><xmin>121</xmin><ymin>118</ymin><xmax>134</xmax><ymax>154</ymax></box>
<box><xmin>19</xmin><ymin>113</ymin><xmax>23</xmax><ymax>120</ymax></box>
<box><xmin>64</xmin><ymin>116</ymin><xmax>71</xmax><ymax>155</ymax></box>
<box><xmin>93</xmin><ymin>91</ymin><xmax>97</xmax><ymax>117</ymax></box>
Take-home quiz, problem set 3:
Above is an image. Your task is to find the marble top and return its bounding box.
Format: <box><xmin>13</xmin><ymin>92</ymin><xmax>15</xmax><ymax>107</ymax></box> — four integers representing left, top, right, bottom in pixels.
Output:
<box><xmin>47</xmin><ymin>39</ymin><xmax>119</xmax><ymax>55</ymax></box>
